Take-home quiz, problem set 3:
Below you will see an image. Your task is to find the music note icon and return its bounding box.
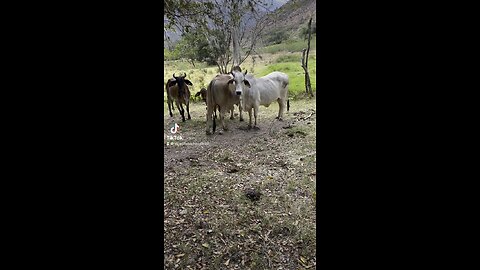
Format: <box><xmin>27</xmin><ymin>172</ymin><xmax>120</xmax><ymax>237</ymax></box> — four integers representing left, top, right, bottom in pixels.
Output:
<box><xmin>170</xmin><ymin>123</ymin><xmax>179</xmax><ymax>134</ymax></box>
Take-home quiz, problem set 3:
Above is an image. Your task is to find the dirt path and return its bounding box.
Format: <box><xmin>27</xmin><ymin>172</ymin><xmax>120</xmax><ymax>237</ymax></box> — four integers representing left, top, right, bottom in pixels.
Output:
<box><xmin>164</xmin><ymin>98</ymin><xmax>316</xmax><ymax>269</ymax></box>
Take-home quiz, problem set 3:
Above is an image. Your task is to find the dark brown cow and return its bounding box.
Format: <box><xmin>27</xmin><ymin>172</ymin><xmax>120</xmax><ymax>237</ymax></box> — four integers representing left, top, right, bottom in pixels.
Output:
<box><xmin>166</xmin><ymin>73</ymin><xmax>192</xmax><ymax>122</ymax></box>
<box><xmin>194</xmin><ymin>88</ymin><xmax>207</xmax><ymax>105</ymax></box>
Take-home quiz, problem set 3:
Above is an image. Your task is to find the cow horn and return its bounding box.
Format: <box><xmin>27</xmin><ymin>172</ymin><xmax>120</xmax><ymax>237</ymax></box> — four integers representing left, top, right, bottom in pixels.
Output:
<box><xmin>182</xmin><ymin>73</ymin><xmax>187</xmax><ymax>78</ymax></box>
<box><xmin>244</xmin><ymin>70</ymin><xmax>248</xmax><ymax>75</ymax></box>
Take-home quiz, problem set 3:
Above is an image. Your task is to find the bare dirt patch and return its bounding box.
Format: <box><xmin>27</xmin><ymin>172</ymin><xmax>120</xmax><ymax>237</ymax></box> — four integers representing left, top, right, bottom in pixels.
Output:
<box><xmin>164</xmin><ymin>98</ymin><xmax>316</xmax><ymax>269</ymax></box>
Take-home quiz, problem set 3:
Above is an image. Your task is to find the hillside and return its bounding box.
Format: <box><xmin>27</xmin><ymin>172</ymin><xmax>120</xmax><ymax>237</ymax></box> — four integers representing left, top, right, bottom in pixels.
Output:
<box><xmin>262</xmin><ymin>0</ymin><xmax>316</xmax><ymax>41</ymax></box>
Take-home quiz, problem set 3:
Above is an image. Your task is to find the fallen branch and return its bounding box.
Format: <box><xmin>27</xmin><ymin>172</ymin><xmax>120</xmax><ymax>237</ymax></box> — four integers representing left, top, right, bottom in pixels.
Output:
<box><xmin>301</xmin><ymin>111</ymin><xmax>315</xmax><ymax>121</ymax></box>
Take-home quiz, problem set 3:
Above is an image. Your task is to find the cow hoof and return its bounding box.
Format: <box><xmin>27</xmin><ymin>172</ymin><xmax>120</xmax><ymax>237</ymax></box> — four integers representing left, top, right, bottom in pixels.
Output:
<box><xmin>247</xmin><ymin>125</ymin><xmax>252</xmax><ymax>130</ymax></box>
<box><xmin>239</xmin><ymin>118</ymin><xmax>244</xmax><ymax>122</ymax></box>
<box><xmin>278</xmin><ymin>118</ymin><xmax>283</xmax><ymax>121</ymax></box>
<box><xmin>188</xmin><ymin>116</ymin><xmax>191</xmax><ymax>120</ymax></box>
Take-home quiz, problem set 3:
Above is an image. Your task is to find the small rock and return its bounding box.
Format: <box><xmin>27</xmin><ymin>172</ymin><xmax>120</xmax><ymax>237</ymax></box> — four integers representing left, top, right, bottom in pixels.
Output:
<box><xmin>245</xmin><ymin>189</ymin><xmax>262</xmax><ymax>201</ymax></box>
<box><xmin>227</xmin><ymin>168</ymin><xmax>239</xmax><ymax>173</ymax></box>
<box><xmin>179</xmin><ymin>209</ymin><xmax>187</xmax><ymax>215</ymax></box>
<box><xmin>197</xmin><ymin>221</ymin><xmax>208</xmax><ymax>229</ymax></box>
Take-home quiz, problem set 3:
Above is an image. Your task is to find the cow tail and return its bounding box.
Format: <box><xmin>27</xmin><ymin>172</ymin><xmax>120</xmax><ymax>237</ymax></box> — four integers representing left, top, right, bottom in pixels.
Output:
<box><xmin>283</xmin><ymin>78</ymin><xmax>290</xmax><ymax>112</ymax></box>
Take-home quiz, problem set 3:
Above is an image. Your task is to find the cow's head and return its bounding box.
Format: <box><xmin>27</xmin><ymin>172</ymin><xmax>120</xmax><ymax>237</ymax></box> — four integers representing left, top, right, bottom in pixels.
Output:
<box><xmin>228</xmin><ymin>66</ymin><xmax>250</xmax><ymax>96</ymax></box>
<box><xmin>195</xmin><ymin>88</ymin><xmax>207</xmax><ymax>103</ymax></box>
<box><xmin>171</xmin><ymin>73</ymin><xmax>193</xmax><ymax>97</ymax></box>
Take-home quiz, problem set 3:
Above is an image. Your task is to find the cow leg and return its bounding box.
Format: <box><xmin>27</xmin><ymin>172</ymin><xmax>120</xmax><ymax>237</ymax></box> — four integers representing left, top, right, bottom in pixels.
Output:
<box><xmin>277</xmin><ymin>98</ymin><xmax>285</xmax><ymax>121</ymax></box>
<box><xmin>206</xmin><ymin>104</ymin><xmax>213</xmax><ymax>135</ymax></box>
<box><xmin>186</xmin><ymin>100</ymin><xmax>191</xmax><ymax>120</ymax></box>
<box><xmin>247</xmin><ymin>108</ymin><xmax>253</xmax><ymax>129</ymax></box>
<box><xmin>253</xmin><ymin>106</ymin><xmax>259</xmax><ymax>129</ymax></box>
<box><xmin>239</xmin><ymin>102</ymin><xmax>244</xmax><ymax>122</ymax></box>
<box><xmin>230</xmin><ymin>106</ymin><xmax>234</xmax><ymax>120</ymax></box>
<box><xmin>221</xmin><ymin>107</ymin><xmax>228</xmax><ymax>132</ymax></box>
<box><xmin>167</xmin><ymin>97</ymin><xmax>173</xmax><ymax>117</ymax></box>
<box><xmin>176</xmin><ymin>100</ymin><xmax>185</xmax><ymax>122</ymax></box>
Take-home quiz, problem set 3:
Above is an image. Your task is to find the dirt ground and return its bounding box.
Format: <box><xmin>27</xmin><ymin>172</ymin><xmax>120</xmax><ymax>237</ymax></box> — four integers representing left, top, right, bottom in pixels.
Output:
<box><xmin>164</xmin><ymin>97</ymin><xmax>316</xmax><ymax>269</ymax></box>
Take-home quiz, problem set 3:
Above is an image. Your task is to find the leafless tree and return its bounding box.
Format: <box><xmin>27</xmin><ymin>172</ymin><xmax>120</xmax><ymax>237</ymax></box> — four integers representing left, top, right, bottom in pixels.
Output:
<box><xmin>164</xmin><ymin>0</ymin><xmax>273</xmax><ymax>73</ymax></box>
<box><xmin>301</xmin><ymin>17</ymin><xmax>314</xmax><ymax>97</ymax></box>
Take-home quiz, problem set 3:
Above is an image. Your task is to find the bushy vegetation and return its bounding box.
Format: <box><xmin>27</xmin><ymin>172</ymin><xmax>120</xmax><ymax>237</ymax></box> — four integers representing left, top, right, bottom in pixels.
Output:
<box><xmin>260</xmin><ymin>38</ymin><xmax>316</xmax><ymax>54</ymax></box>
<box><xmin>164</xmin><ymin>31</ymin><xmax>221</xmax><ymax>66</ymax></box>
<box><xmin>265</xmin><ymin>30</ymin><xmax>290</xmax><ymax>45</ymax></box>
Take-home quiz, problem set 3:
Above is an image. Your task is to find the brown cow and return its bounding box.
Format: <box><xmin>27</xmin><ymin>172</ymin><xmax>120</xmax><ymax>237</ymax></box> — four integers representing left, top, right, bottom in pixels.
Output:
<box><xmin>196</xmin><ymin>87</ymin><xmax>240</xmax><ymax>120</ymax></box>
<box><xmin>205</xmin><ymin>72</ymin><xmax>245</xmax><ymax>135</ymax></box>
<box><xmin>166</xmin><ymin>73</ymin><xmax>192</xmax><ymax>122</ymax></box>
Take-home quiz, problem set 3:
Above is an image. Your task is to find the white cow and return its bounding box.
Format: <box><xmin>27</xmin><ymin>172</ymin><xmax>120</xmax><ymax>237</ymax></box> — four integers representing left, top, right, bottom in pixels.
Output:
<box><xmin>229</xmin><ymin>66</ymin><xmax>289</xmax><ymax>129</ymax></box>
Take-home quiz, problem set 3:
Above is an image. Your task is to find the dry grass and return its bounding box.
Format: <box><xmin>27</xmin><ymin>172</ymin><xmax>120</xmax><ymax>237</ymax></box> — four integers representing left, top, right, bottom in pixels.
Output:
<box><xmin>164</xmin><ymin>98</ymin><xmax>316</xmax><ymax>269</ymax></box>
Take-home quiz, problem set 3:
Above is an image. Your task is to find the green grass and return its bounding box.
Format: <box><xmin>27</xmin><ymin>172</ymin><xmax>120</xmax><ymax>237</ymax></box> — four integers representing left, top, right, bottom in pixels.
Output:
<box><xmin>257</xmin><ymin>55</ymin><xmax>316</xmax><ymax>98</ymax></box>
<box><xmin>164</xmin><ymin>44</ymin><xmax>317</xmax><ymax>100</ymax></box>
<box><xmin>259</xmin><ymin>38</ymin><xmax>316</xmax><ymax>54</ymax></box>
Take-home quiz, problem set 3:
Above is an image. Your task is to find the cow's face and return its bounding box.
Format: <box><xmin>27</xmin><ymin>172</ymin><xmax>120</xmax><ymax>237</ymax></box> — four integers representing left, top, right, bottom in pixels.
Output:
<box><xmin>229</xmin><ymin>69</ymin><xmax>250</xmax><ymax>96</ymax></box>
<box><xmin>172</xmin><ymin>73</ymin><xmax>193</xmax><ymax>96</ymax></box>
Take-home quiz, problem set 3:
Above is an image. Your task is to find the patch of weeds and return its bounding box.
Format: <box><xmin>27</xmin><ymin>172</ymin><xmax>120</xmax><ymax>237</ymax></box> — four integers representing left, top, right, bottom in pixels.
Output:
<box><xmin>220</xmin><ymin>152</ymin><xmax>234</xmax><ymax>162</ymax></box>
<box><xmin>294</xmin><ymin>227</ymin><xmax>316</xmax><ymax>259</ymax></box>
<box><xmin>276</xmin><ymin>54</ymin><xmax>301</xmax><ymax>63</ymax></box>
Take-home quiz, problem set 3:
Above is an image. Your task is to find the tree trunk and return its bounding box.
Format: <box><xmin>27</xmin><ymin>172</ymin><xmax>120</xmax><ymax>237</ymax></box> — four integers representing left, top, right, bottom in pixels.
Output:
<box><xmin>231</xmin><ymin>1</ymin><xmax>241</xmax><ymax>68</ymax></box>
<box><xmin>301</xmin><ymin>18</ymin><xmax>313</xmax><ymax>98</ymax></box>
<box><xmin>232</xmin><ymin>26</ymin><xmax>241</xmax><ymax>67</ymax></box>
<box><xmin>301</xmin><ymin>49</ymin><xmax>312</xmax><ymax>97</ymax></box>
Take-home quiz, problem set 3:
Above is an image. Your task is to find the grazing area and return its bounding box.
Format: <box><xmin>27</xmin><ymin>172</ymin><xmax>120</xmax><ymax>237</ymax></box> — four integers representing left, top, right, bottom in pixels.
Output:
<box><xmin>164</xmin><ymin>50</ymin><xmax>316</xmax><ymax>102</ymax></box>
<box><xmin>164</xmin><ymin>0</ymin><xmax>317</xmax><ymax>268</ymax></box>
<box><xmin>164</xmin><ymin>98</ymin><xmax>316</xmax><ymax>269</ymax></box>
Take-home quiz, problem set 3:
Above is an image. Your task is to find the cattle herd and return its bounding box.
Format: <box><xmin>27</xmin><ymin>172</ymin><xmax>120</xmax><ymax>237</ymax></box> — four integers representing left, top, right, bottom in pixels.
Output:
<box><xmin>165</xmin><ymin>66</ymin><xmax>290</xmax><ymax>135</ymax></box>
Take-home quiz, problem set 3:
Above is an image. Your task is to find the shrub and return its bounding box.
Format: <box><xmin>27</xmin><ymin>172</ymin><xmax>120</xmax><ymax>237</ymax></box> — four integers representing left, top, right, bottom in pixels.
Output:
<box><xmin>266</xmin><ymin>30</ymin><xmax>289</xmax><ymax>45</ymax></box>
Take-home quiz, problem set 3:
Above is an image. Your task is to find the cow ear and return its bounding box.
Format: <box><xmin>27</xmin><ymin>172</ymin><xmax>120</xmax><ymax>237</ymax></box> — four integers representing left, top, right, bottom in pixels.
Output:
<box><xmin>244</xmin><ymin>79</ymin><xmax>251</xmax><ymax>87</ymax></box>
<box><xmin>167</xmin><ymin>80</ymin><xmax>177</xmax><ymax>88</ymax></box>
<box><xmin>184</xmin><ymin>80</ymin><xmax>193</xmax><ymax>86</ymax></box>
<box><xmin>227</xmin><ymin>78</ymin><xmax>234</xmax><ymax>84</ymax></box>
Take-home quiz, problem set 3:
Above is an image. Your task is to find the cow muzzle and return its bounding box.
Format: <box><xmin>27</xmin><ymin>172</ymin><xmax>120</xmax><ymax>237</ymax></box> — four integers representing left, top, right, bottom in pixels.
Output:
<box><xmin>236</xmin><ymin>91</ymin><xmax>242</xmax><ymax>96</ymax></box>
